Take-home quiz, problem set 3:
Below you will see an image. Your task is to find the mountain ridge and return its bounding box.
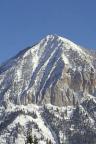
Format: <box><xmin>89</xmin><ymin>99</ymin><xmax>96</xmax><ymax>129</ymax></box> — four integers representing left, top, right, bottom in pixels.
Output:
<box><xmin>0</xmin><ymin>35</ymin><xmax>96</xmax><ymax>144</ymax></box>
<box><xmin>0</xmin><ymin>35</ymin><xmax>95</xmax><ymax>106</ymax></box>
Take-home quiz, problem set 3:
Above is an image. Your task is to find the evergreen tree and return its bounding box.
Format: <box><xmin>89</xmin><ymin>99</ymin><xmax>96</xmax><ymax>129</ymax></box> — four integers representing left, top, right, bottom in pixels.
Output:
<box><xmin>26</xmin><ymin>127</ymin><xmax>33</xmax><ymax>144</ymax></box>
<box><xmin>46</xmin><ymin>138</ymin><xmax>53</xmax><ymax>144</ymax></box>
<box><xmin>46</xmin><ymin>138</ymin><xmax>49</xmax><ymax>144</ymax></box>
<box><xmin>48</xmin><ymin>140</ymin><xmax>52</xmax><ymax>144</ymax></box>
<box><xmin>56</xmin><ymin>107</ymin><xmax>59</xmax><ymax>112</ymax></box>
<box><xmin>26</xmin><ymin>134</ymin><xmax>33</xmax><ymax>144</ymax></box>
<box><xmin>34</xmin><ymin>135</ymin><xmax>38</xmax><ymax>144</ymax></box>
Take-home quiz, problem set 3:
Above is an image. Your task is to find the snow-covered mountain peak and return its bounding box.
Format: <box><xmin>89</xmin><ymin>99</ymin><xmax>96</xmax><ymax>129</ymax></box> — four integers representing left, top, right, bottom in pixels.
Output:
<box><xmin>0</xmin><ymin>35</ymin><xmax>96</xmax><ymax>144</ymax></box>
<box><xmin>22</xmin><ymin>34</ymin><xmax>91</xmax><ymax>67</ymax></box>
<box><xmin>41</xmin><ymin>34</ymin><xmax>83</xmax><ymax>52</ymax></box>
<box><xmin>0</xmin><ymin>35</ymin><xmax>95</xmax><ymax>106</ymax></box>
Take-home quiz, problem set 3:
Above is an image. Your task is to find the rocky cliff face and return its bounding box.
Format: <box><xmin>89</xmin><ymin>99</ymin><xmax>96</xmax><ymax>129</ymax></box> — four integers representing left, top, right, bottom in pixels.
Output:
<box><xmin>0</xmin><ymin>35</ymin><xmax>95</xmax><ymax>107</ymax></box>
<box><xmin>0</xmin><ymin>35</ymin><xmax>96</xmax><ymax>144</ymax></box>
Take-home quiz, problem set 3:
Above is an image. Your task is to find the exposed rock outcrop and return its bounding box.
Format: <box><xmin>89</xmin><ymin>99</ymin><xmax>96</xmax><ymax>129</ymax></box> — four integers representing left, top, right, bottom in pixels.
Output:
<box><xmin>0</xmin><ymin>35</ymin><xmax>96</xmax><ymax>107</ymax></box>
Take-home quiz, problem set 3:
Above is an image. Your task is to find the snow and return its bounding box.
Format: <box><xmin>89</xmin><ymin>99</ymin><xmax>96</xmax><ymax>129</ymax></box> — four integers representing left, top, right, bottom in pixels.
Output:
<box><xmin>61</xmin><ymin>53</ymin><xmax>69</xmax><ymax>65</ymax></box>
<box><xmin>0</xmin><ymin>34</ymin><xmax>96</xmax><ymax>144</ymax></box>
<box><xmin>4</xmin><ymin>104</ymin><xmax>56</xmax><ymax>143</ymax></box>
<box><xmin>32</xmin><ymin>54</ymin><xmax>39</xmax><ymax>71</ymax></box>
<box><xmin>39</xmin><ymin>141</ymin><xmax>46</xmax><ymax>144</ymax></box>
<box><xmin>15</xmin><ymin>134</ymin><xmax>25</xmax><ymax>144</ymax></box>
<box><xmin>14</xmin><ymin>115</ymin><xmax>32</xmax><ymax>126</ymax></box>
<box><xmin>35</xmin><ymin>111</ymin><xmax>56</xmax><ymax>143</ymax></box>
<box><xmin>16</xmin><ymin>69</ymin><xmax>22</xmax><ymax>81</ymax></box>
<box><xmin>59</xmin><ymin>36</ymin><xmax>86</xmax><ymax>53</ymax></box>
<box><xmin>0</xmin><ymin>34</ymin><xmax>94</xmax><ymax>107</ymax></box>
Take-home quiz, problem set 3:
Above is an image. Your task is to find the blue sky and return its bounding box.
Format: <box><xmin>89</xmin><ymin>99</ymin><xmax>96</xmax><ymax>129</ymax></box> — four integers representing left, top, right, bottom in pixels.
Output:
<box><xmin>0</xmin><ymin>0</ymin><xmax>96</xmax><ymax>63</ymax></box>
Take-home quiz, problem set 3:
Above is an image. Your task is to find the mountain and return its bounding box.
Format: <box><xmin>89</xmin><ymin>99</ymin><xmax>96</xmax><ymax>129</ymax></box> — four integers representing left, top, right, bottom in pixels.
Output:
<box><xmin>0</xmin><ymin>35</ymin><xmax>96</xmax><ymax>144</ymax></box>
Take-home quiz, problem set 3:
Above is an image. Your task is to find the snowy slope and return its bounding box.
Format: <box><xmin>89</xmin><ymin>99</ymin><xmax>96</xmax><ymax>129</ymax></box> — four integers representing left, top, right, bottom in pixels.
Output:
<box><xmin>0</xmin><ymin>35</ymin><xmax>95</xmax><ymax>106</ymax></box>
<box><xmin>0</xmin><ymin>103</ymin><xmax>74</xmax><ymax>144</ymax></box>
<box><xmin>0</xmin><ymin>35</ymin><xmax>96</xmax><ymax>144</ymax></box>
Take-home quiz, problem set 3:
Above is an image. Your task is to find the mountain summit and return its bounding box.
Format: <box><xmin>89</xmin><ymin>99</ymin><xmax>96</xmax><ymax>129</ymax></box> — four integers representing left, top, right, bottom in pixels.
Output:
<box><xmin>0</xmin><ymin>35</ymin><xmax>95</xmax><ymax>106</ymax></box>
<box><xmin>0</xmin><ymin>35</ymin><xmax>96</xmax><ymax>144</ymax></box>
